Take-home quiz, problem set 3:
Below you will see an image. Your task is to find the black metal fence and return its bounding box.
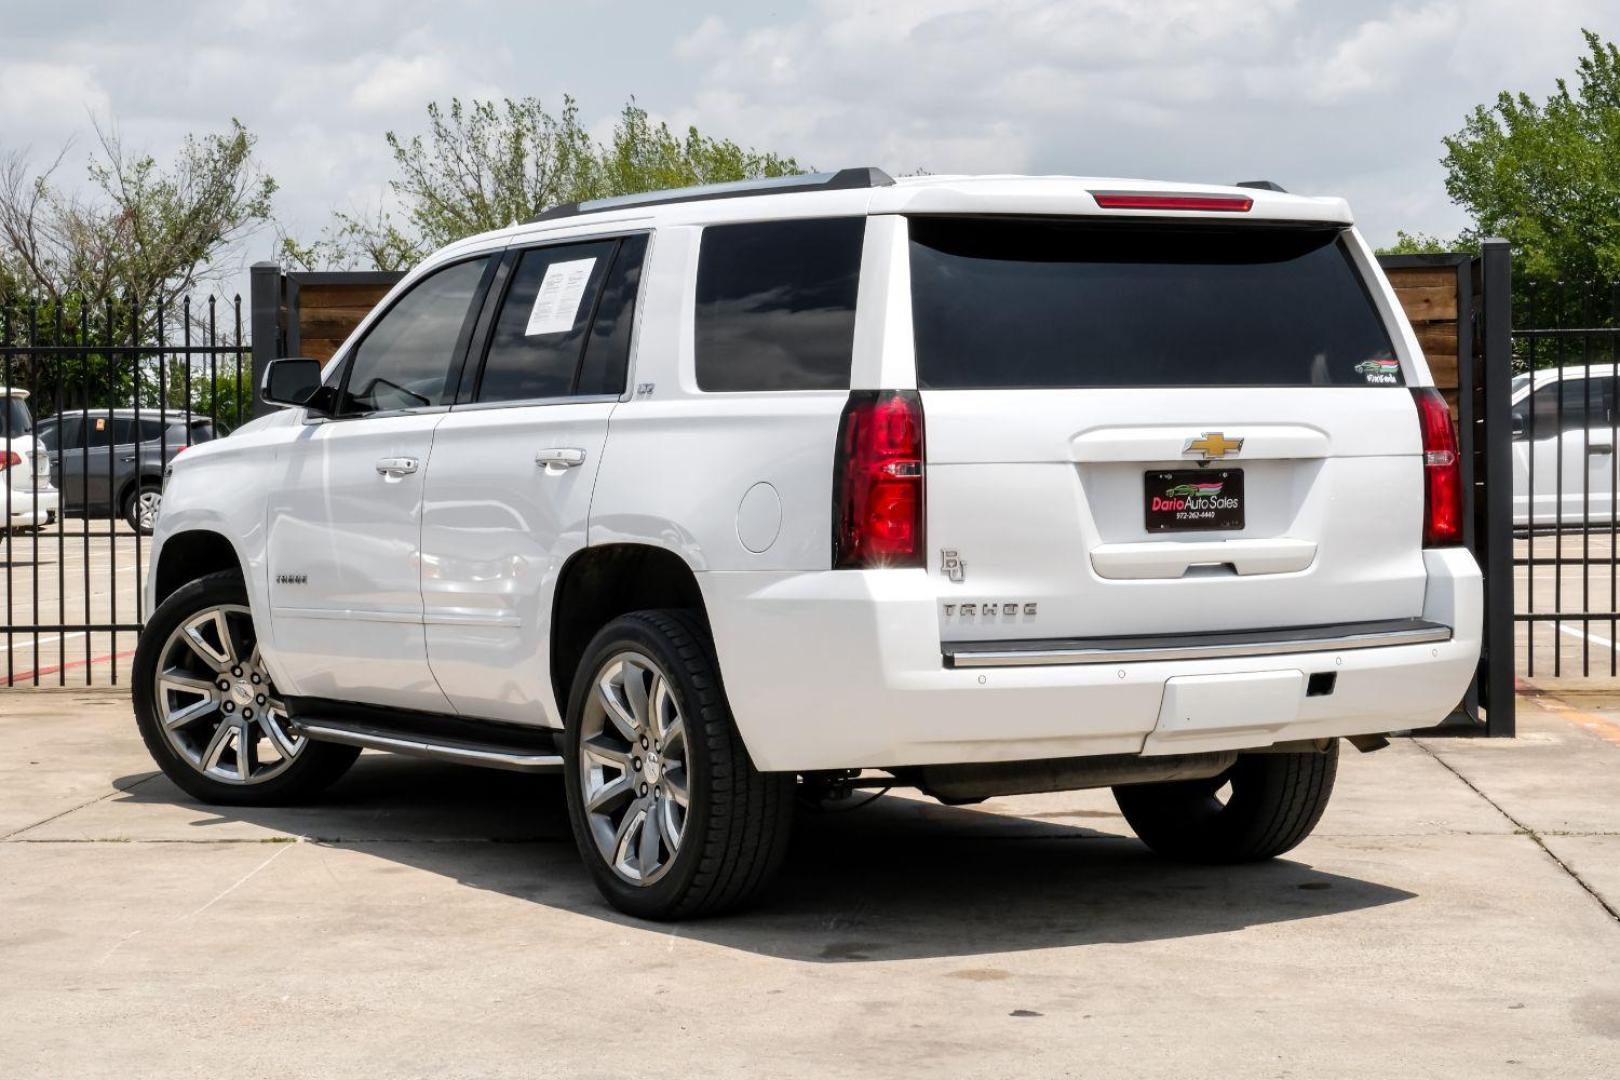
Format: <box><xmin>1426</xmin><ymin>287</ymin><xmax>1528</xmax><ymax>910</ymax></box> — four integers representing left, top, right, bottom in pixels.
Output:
<box><xmin>1512</xmin><ymin>274</ymin><xmax>1620</xmax><ymax>678</ymax></box>
<box><xmin>1</xmin><ymin>294</ymin><xmax>249</xmax><ymax>686</ymax></box>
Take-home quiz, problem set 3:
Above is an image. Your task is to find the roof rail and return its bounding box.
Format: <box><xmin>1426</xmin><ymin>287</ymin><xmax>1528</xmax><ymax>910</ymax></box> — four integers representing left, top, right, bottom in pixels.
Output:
<box><xmin>1235</xmin><ymin>180</ymin><xmax>1287</xmax><ymax>193</ymax></box>
<box><xmin>527</xmin><ymin>167</ymin><xmax>895</xmax><ymax>223</ymax></box>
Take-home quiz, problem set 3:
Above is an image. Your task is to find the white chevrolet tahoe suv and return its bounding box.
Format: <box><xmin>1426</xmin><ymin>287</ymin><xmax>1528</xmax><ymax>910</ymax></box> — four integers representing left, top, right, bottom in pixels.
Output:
<box><xmin>134</xmin><ymin>170</ymin><xmax>1482</xmax><ymax>919</ymax></box>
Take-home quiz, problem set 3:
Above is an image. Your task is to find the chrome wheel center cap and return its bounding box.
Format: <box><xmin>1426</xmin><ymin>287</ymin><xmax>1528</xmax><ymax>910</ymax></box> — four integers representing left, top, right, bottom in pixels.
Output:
<box><xmin>643</xmin><ymin>749</ymin><xmax>662</xmax><ymax>784</ymax></box>
<box><xmin>230</xmin><ymin>679</ymin><xmax>254</xmax><ymax>707</ymax></box>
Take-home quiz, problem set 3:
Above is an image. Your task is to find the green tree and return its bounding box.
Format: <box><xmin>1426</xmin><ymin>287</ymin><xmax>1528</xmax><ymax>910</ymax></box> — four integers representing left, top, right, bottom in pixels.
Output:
<box><xmin>182</xmin><ymin>363</ymin><xmax>253</xmax><ymax>433</ymax></box>
<box><xmin>0</xmin><ymin>121</ymin><xmax>273</xmax><ymax>409</ymax></box>
<box><xmin>288</xmin><ymin>98</ymin><xmax>802</xmax><ymax>270</ymax></box>
<box><xmin>0</xmin><ymin>121</ymin><xmax>275</xmax><ymax>314</ymax></box>
<box><xmin>1442</xmin><ymin>29</ymin><xmax>1620</xmax><ymax>282</ymax></box>
<box><xmin>1375</xmin><ymin>230</ymin><xmax>1463</xmax><ymax>257</ymax></box>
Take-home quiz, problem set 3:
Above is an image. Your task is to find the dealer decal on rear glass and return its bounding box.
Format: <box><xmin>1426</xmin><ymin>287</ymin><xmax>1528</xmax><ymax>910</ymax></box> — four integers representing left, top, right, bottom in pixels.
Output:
<box><xmin>1355</xmin><ymin>356</ymin><xmax>1401</xmax><ymax>385</ymax></box>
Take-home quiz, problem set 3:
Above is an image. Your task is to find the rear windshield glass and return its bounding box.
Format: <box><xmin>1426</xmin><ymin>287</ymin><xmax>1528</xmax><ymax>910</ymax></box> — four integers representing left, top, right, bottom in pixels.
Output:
<box><xmin>908</xmin><ymin>219</ymin><xmax>1401</xmax><ymax>389</ymax></box>
<box><xmin>2</xmin><ymin>397</ymin><xmax>32</xmax><ymax>438</ymax></box>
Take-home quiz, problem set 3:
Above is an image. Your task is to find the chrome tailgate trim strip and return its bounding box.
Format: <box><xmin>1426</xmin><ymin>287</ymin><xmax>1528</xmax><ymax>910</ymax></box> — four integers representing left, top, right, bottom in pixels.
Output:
<box><xmin>943</xmin><ymin>617</ymin><xmax>1452</xmax><ymax>668</ymax></box>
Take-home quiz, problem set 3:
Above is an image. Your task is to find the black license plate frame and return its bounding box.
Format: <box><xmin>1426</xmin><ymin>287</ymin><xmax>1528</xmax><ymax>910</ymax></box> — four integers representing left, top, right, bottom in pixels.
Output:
<box><xmin>1145</xmin><ymin>469</ymin><xmax>1245</xmax><ymax>532</ymax></box>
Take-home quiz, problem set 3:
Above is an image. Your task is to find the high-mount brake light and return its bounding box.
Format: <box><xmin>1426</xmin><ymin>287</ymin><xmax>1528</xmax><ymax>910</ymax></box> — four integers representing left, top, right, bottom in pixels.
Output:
<box><xmin>1089</xmin><ymin>191</ymin><xmax>1254</xmax><ymax>213</ymax></box>
<box><xmin>832</xmin><ymin>390</ymin><xmax>925</xmax><ymax>569</ymax></box>
<box><xmin>1412</xmin><ymin>387</ymin><xmax>1462</xmax><ymax>547</ymax></box>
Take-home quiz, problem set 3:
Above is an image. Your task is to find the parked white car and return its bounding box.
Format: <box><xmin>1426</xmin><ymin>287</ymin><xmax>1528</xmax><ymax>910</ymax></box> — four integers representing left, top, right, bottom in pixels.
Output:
<box><xmin>2</xmin><ymin>388</ymin><xmax>59</xmax><ymax>533</ymax></box>
<box><xmin>1512</xmin><ymin>364</ymin><xmax>1619</xmax><ymax>526</ymax></box>
<box><xmin>134</xmin><ymin>171</ymin><xmax>1482</xmax><ymax>918</ymax></box>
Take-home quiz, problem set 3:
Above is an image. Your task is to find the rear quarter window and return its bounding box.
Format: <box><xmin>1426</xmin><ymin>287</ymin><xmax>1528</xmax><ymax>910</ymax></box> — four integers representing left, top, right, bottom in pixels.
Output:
<box><xmin>908</xmin><ymin>218</ymin><xmax>1400</xmax><ymax>389</ymax></box>
<box><xmin>694</xmin><ymin>217</ymin><xmax>865</xmax><ymax>392</ymax></box>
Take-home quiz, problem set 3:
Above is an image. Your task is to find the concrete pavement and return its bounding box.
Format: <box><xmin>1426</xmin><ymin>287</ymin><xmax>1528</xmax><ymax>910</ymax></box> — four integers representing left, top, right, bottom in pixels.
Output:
<box><xmin>0</xmin><ymin>689</ymin><xmax>1617</xmax><ymax>1079</ymax></box>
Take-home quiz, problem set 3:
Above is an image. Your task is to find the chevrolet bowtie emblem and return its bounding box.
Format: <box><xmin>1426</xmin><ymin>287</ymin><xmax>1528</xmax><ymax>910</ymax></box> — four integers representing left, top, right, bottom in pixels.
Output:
<box><xmin>1183</xmin><ymin>432</ymin><xmax>1244</xmax><ymax>459</ymax></box>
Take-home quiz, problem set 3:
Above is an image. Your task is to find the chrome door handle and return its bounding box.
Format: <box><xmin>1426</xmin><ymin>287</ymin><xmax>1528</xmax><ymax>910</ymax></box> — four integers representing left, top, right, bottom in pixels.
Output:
<box><xmin>1589</xmin><ymin>444</ymin><xmax>1614</xmax><ymax>456</ymax></box>
<box><xmin>535</xmin><ymin>447</ymin><xmax>587</xmax><ymax>469</ymax></box>
<box><xmin>375</xmin><ymin>456</ymin><xmax>420</xmax><ymax>477</ymax></box>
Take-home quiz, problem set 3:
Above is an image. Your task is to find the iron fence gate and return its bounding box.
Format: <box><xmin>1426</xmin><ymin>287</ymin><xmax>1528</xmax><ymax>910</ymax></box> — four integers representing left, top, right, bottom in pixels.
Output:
<box><xmin>1512</xmin><ymin>268</ymin><xmax>1620</xmax><ymax>681</ymax></box>
<box><xmin>1</xmin><ymin>295</ymin><xmax>249</xmax><ymax>686</ymax></box>
<box><xmin>1</xmin><ymin>255</ymin><xmax>1525</xmax><ymax>741</ymax></box>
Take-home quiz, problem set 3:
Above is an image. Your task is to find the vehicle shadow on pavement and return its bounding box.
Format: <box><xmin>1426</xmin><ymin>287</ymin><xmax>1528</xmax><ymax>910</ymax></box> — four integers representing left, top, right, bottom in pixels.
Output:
<box><xmin>112</xmin><ymin>753</ymin><xmax>1416</xmax><ymax>963</ymax></box>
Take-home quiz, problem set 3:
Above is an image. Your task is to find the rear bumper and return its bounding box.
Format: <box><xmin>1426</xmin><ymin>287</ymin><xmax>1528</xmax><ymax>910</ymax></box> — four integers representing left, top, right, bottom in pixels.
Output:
<box><xmin>700</xmin><ymin>547</ymin><xmax>1482</xmax><ymax>772</ymax></box>
<box><xmin>3</xmin><ymin>488</ymin><xmax>57</xmax><ymax>529</ymax></box>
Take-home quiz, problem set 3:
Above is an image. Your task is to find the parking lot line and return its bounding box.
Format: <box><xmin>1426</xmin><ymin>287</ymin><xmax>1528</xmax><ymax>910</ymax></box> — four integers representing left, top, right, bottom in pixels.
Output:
<box><xmin>0</xmin><ymin>631</ymin><xmax>87</xmax><ymax>654</ymax></box>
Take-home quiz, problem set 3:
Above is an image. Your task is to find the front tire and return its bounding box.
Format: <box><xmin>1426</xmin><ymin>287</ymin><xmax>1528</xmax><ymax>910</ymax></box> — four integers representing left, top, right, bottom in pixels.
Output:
<box><xmin>1113</xmin><ymin>743</ymin><xmax>1339</xmax><ymax>863</ymax></box>
<box><xmin>563</xmin><ymin>610</ymin><xmax>793</xmax><ymax>919</ymax></box>
<box><xmin>132</xmin><ymin>570</ymin><xmax>359</xmax><ymax>806</ymax></box>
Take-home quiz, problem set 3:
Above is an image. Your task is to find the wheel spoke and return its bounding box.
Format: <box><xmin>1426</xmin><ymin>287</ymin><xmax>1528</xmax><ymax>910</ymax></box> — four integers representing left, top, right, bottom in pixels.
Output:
<box><xmin>655</xmin><ymin>793</ymin><xmax>682</xmax><ymax>851</ymax></box>
<box><xmin>611</xmin><ymin>802</ymin><xmax>645</xmax><ymax>872</ymax></box>
<box><xmin>160</xmin><ymin>668</ymin><xmax>218</xmax><ymax>695</ymax></box>
<box><xmin>235</xmin><ymin>722</ymin><xmax>257</xmax><ymax>781</ymax></box>
<box><xmin>662</xmin><ymin>766</ymin><xmax>689</xmax><ymax>809</ymax></box>
<box><xmin>649</xmin><ymin>675</ymin><xmax>675</xmax><ymax>741</ymax></box>
<box><xmin>201</xmin><ymin>720</ymin><xmax>234</xmax><ymax>773</ymax></box>
<box><xmin>585</xmin><ymin>773</ymin><xmax>635</xmax><ymax>814</ymax></box>
<box><xmin>621</xmin><ymin>662</ymin><xmax>650</xmax><ymax>732</ymax></box>
<box><xmin>597</xmin><ymin>669</ymin><xmax>641</xmax><ymax>743</ymax></box>
<box><xmin>182</xmin><ymin>612</ymin><xmax>233</xmax><ymax>672</ymax></box>
<box><xmin>160</xmin><ymin>692</ymin><xmax>218</xmax><ymax>732</ymax></box>
<box><xmin>637</xmin><ymin>797</ymin><xmax>662</xmax><ymax>872</ymax></box>
<box><xmin>661</xmin><ymin>715</ymin><xmax>685</xmax><ymax>758</ymax></box>
<box><xmin>582</xmin><ymin>733</ymin><xmax>631</xmax><ymax>769</ymax></box>
<box><xmin>261</xmin><ymin>714</ymin><xmax>302</xmax><ymax>761</ymax></box>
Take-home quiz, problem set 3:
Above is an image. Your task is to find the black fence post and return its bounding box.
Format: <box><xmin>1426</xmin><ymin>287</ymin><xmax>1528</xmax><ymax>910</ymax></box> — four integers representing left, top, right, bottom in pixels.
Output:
<box><xmin>1478</xmin><ymin>237</ymin><xmax>1516</xmax><ymax>737</ymax></box>
<box><xmin>248</xmin><ymin>261</ymin><xmax>281</xmax><ymax>420</ymax></box>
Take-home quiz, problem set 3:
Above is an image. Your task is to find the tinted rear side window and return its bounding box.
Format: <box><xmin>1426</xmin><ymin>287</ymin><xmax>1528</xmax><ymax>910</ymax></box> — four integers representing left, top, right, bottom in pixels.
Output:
<box><xmin>695</xmin><ymin>217</ymin><xmax>865</xmax><ymax>392</ymax></box>
<box><xmin>477</xmin><ymin>240</ymin><xmax>618</xmax><ymax>403</ymax></box>
<box><xmin>908</xmin><ymin>219</ymin><xmax>1400</xmax><ymax>389</ymax></box>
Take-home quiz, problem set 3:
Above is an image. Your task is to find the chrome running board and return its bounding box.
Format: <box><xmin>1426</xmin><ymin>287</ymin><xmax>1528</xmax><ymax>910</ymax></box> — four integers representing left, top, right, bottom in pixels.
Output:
<box><xmin>284</xmin><ymin>698</ymin><xmax>563</xmax><ymax>773</ymax></box>
<box><xmin>942</xmin><ymin>617</ymin><xmax>1452</xmax><ymax>669</ymax></box>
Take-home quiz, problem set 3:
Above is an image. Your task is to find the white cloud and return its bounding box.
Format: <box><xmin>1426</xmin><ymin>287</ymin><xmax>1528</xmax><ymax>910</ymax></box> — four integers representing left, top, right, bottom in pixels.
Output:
<box><xmin>350</xmin><ymin>55</ymin><xmax>456</xmax><ymax>112</ymax></box>
<box><xmin>0</xmin><ymin>0</ymin><xmax>1616</xmax><ymax>272</ymax></box>
<box><xmin>667</xmin><ymin>0</ymin><xmax>1620</xmax><ymax>245</ymax></box>
<box><xmin>0</xmin><ymin>61</ymin><xmax>110</xmax><ymax>141</ymax></box>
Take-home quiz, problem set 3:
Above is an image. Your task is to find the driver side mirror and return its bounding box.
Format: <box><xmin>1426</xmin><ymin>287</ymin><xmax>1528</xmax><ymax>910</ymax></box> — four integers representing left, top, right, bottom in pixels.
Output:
<box><xmin>261</xmin><ymin>357</ymin><xmax>333</xmax><ymax>415</ymax></box>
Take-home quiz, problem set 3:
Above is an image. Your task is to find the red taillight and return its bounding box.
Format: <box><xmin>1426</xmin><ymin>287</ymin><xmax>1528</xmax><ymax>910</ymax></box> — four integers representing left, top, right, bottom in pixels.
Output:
<box><xmin>1412</xmin><ymin>387</ymin><xmax>1462</xmax><ymax>546</ymax></box>
<box><xmin>833</xmin><ymin>390</ymin><xmax>925</xmax><ymax>569</ymax></box>
<box><xmin>1090</xmin><ymin>191</ymin><xmax>1253</xmax><ymax>213</ymax></box>
<box><xmin>0</xmin><ymin>450</ymin><xmax>19</xmax><ymax>471</ymax></box>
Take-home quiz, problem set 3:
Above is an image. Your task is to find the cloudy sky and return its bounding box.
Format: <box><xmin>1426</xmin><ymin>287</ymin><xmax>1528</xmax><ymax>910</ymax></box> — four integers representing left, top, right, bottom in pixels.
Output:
<box><xmin>2</xmin><ymin>0</ymin><xmax>1616</xmax><ymax>278</ymax></box>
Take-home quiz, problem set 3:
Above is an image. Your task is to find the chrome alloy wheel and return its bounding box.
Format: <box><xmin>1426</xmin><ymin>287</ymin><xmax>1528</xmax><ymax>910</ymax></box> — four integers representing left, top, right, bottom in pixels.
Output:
<box><xmin>578</xmin><ymin>651</ymin><xmax>690</xmax><ymax>885</ymax></box>
<box><xmin>153</xmin><ymin>604</ymin><xmax>303</xmax><ymax>785</ymax></box>
<box><xmin>133</xmin><ymin>489</ymin><xmax>161</xmax><ymax>532</ymax></box>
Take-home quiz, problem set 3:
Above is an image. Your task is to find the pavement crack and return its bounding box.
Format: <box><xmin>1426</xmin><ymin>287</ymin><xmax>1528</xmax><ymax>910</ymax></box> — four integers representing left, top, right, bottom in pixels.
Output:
<box><xmin>0</xmin><ymin>771</ymin><xmax>159</xmax><ymax>842</ymax></box>
<box><xmin>1416</xmin><ymin>740</ymin><xmax>1620</xmax><ymax>926</ymax></box>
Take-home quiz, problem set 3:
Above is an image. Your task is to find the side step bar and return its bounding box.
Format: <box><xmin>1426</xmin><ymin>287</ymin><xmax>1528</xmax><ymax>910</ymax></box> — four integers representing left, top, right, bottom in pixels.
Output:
<box><xmin>943</xmin><ymin>617</ymin><xmax>1452</xmax><ymax>669</ymax></box>
<box><xmin>285</xmin><ymin>697</ymin><xmax>563</xmax><ymax>774</ymax></box>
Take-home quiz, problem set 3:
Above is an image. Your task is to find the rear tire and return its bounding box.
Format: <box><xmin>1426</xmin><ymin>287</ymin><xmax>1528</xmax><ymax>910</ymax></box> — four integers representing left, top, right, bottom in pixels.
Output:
<box><xmin>1113</xmin><ymin>742</ymin><xmax>1338</xmax><ymax>863</ymax></box>
<box><xmin>132</xmin><ymin>570</ymin><xmax>359</xmax><ymax>806</ymax></box>
<box><xmin>124</xmin><ymin>482</ymin><xmax>161</xmax><ymax>534</ymax></box>
<box><xmin>562</xmin><ymin>609</ymin><xmax>794</xmax><ymax>919</ymax></box>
